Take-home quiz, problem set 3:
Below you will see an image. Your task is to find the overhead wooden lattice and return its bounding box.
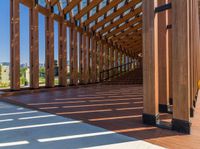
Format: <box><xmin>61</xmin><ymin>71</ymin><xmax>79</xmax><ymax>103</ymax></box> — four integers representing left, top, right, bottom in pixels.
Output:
<box><xmin>20</xmin><ymin>0</ymin><xmax>142</xmax><ymax>54</ymax></box>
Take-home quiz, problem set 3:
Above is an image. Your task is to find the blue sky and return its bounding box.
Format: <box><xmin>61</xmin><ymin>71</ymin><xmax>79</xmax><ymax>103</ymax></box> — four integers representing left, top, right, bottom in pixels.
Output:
<box><xmin>0</xmin><ymin>0</ymin><xmax>60</xmax><ymax>64</ymax></box>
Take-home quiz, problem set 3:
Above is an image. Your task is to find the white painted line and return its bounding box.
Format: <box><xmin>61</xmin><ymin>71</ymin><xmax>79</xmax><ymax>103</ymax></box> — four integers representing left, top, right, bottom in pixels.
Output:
<box><xmin>0</xmin><ymin>121</ymin><xmax>82</xmax><ymax>132</ymax></box>
<box><xmin>18</xmin><ymin>114</ymin><xmax>56</xmax><ymax>120</ymax></box>
<box><xmin>0</xmin><ymin>111</ymin><xmax>37</xmax><ymax>116</ymax></box>
<box><xmin>17</xmin><ymin>108</ymin><xmax>24</xmax><ymax>110</ymax></box>
<box><xmin>0</xmin><ymin>141</ymin><xmax>29</xmax><ymax>147</ymax></box>
<box><xmin>0</xmin><ymin>119</ymin><xmax>14</xmax><ymax>122</ymax></box>
<box><xmin>38</xmin><ymin>131</ymin><xmax>116</xmax><ymax>142</ymax></box>
<box><xmin>81</xmin><ymin>141</ymin><xmax>166</xmax><ymax>149</ymax></box>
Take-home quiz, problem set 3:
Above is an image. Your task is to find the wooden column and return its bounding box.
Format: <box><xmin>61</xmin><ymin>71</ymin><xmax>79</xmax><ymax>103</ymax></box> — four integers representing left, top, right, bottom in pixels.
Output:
<box><xmin>142</xmin><ymin>0</ymin><xmax>159</xmax><ymax>125</ymax></box>
<box><xmin>115</xmin><ymin>49</ymin><xmax>118</xmax><ymax>68</ymax></box>
<box><xmin>171</xmin><ymin>0</ymin><xmax>191</xmax><ymax>134</ymax></box>
<box><xmin>10</xmin><ymin>0</ymin><xmax>20</xmax><ymax>90</ymax></box>
<box><xmin>29</xmin><ymin>5</ymin><xmax>39</xmax><ymax>89</ymax></box>
<box><xmin>70</xmin><ymin>27</ymin><xmax>74</xmax><ymax>85</ymax></box>
<box><xmin>110</xmin><ymin>47</ymin><xmax>114</xmax><ymax>77</ymax></box>
<box><xmin>99</xmin><ymin>42</ymin><xmax>103</xmax><ymax>79</ymax></box>
<box><xmin>87</xmin><ymin>36</ymin><xmax>91</xmax><ymax>83</ymax></box>
<box><xmin>120</xmin><ymin>52</ymin><xmax>123</xmax><ymax>74</ymax></box>
<box><xmin>158</xmin><ymin>0</ymin><xmax>170</xmax><ymax>112</ymax></box>
<box><xmin>73</xmin><ymin>29</ymin><xmax>78</xmax><ymax>85</ymax></box>
<box><xmin>189</xmin><ymin>0</ymin><xmax>194</xmax><ymax>116</ymax></box>
<box><xmin>45</xmin><ymin>14</ymin><xmax>54</xmax><ymax>88</ymax></box>
<box><xmin>91</xmin><ymin>37</ymin><xmax>97</xmax><ymax>83</ymax></box>
<box><xmin>58</xmin><ymin>21</ymin><xmax>67</xmax><ymax>87</ymax></box>
<box><xmin>83</xmin><ymin>34</ymin><xmax>87</xmax><ymax>84</ymax></box>
<box><xmin>167</xmin><ymin>0</ymin><xmax>173</xmax><ymax>106</ymax></box>
<box><xmin>105</xmin><ymin>45</ymin><xmax>109</xmax><ymax>79</ymax></box>
<box><xmin>79</xmin><ymin>32</ymin><xmax>84</xmax><ymax>84</ymax></box>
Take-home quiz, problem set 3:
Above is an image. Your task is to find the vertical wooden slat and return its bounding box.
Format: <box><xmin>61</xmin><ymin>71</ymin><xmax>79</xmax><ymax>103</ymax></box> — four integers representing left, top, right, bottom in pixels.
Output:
<box><xmin>99</xmin><ymin>42</ymin><xmax>103</xmax><ymax>77</ymax></box>
<box><xmin>30</xmin><ymin>5</ymin><xmax>39</xmax><ymax>89</ymax></box>
<box><xmin>70</xmin><ymin>27</ymin><xmax>74</xmax><ymax>85</ymax></box>
<box><xmin>45</xmin><ymin>14</ymin><xmax>54</xmax><ymax>87</ymax></box>
<box><xmin>87</xmin><ymin>36</ymin><xmax>91</xmax><ymax>83</ymax></box>
<box><xmin>171</xmin><ymin>0</ymin><xmax>191</xmax><ymax>134</ymax></box>
<box><xmin>158</xmin><ymin>0</ymin><xmax>170</xmax><ymax>112</ymax></box>
<box><xmin>73</xmin><ymin>29</ymin><xmax>78</xmax><ymax>85</ymax></box>
<box><xmin>91</xmin><ymin>37</ymin><xmax>97</xmax><ymax>83</ymax></box>
<box><xmin>167</xmin><ymin>0</ymin><xmax>173</xmax><ymax>105</ymax></box>
<box><xmin>120</xmin><ymin>52</ymin><xmax>122</xmax><ymax>75</ymax></box>
<box><xmin>10</xmin><ymin>0</ymin><xmax>20</xmax><ymax>90</ymax></box>
<box><xmin>58</xmin><ymin>21</ymin><xmax>67</xmax><ymax>86</ymax></box>
<box><xmin>83</xmin><ymin>34</ymin><xmax>87</xmax><ymax>84</ymax></box>
<box><xmin>105</xmin><ymin>45</ymin><xmax>109</xmax><ymax>79</ymax></box>
<box><xmin>79</xmin><ymin>32</ymin><xmax>83</xmax><ymax>84</ymax></box>
<box><xmin>115</xmin><ymin>49</ymin><xmax>118</xmax><ymax>75</ymax></box>
<box><xmin>115</xmin><ymin>49</ymin><xmax>118</xmax><ymax>68</ymax></box>
<box><xmin>110</xmin><ymin>47</ymin><xmax>114</xmax><ymax>77</ymax></box>
<box><xmin>142</xmin><ymin>0</ymin><xmax>159</xmax><ymax>125</ymax></box>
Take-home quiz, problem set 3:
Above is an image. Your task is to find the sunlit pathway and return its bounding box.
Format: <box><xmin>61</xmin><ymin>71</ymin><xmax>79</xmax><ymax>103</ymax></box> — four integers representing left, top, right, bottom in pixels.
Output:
<box><xmin>0</xmin><ymin>101</ymin><xmax>164</xmax><ymax>149</ymax></box>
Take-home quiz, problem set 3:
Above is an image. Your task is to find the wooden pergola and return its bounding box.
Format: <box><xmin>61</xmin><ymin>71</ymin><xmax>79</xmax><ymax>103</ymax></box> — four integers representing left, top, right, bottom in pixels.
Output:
<box><xmin>9</xmin><ymin>0</ymin><xmax>200</xmax><ymax>134</ymax></box>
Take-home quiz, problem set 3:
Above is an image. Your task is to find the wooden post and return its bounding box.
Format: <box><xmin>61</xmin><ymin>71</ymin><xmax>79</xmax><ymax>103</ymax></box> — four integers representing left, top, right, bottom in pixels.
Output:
<box><xmin>58</xmin><ymin>21</ymin><xmax>67</xmax><ymax>87</ymax></box>
<box><xmin>10</xmin><ymin>0</ymin><xmax>20</xmax><ymax>90</ymax></box>
<box><xmin>79</xmin><ymin>32</ymin><xmax>83</xmax><ymax>84</ymax></box>
<box><xmin>45</xmin><ymin>13</ymin><xmax>54</xmax><ymax>87</ymax></box>
<box><xmin>83</xmin><ymin>34</ymin><xmax>87</xmax><ymax>84</ymax></box>
<box><xmin>29</xmin><ymin>4</ymin><xmax>39</xmax><ymax>89</ymax></box>
<box><xmin>142</xmin><ymin>0</ymin><xmax>159</xmax><ymax>125</ymax></box>
<box><xmin>115</xmin><ymin>49</ymin><xmax>118</xmax><ymax>75</ymax></box>
<box><xmin>87</xmin><ymin>36</ymin><xmax>91</xmax><ymax>83</ymax></box>
<box><xmin>110</xmin><ymin>47</ymin><xmax>114</xmax><ymax>77</ymax></box>
<box><xmin>91</xmin><ymin>37</ymin><xmax>97</xmax><ymax>83</ymax></box>
<box><xmin>99</xmin><ymin>42</ymin><xmax>103</xmax><ymax>80</ymax></box>
<box><xmin>105</xmin><ymin>44</ymin><xmax>109</xmax><ymax>79</ymax></box>
<box><xmin>70</xmin><ymin>27</ymin><xmax>74</xmax><ymax>85</ymax></box>
<box><xmin>73</xmin><ymin>29</ymin><xmax>78</xmax><ymax>85</ymax></box>
<box><xmin>158</xmin><ymin>0</ymin><xmax>170</xmax><ymax>113</ymax></box>
<box><xmin>167</xmin><ymin>0</ymin><xmax>173</xmax><ymax>106</ymax></box>
<box><xmin>120</xmin><ymin>52</ymin><xmax>123</xmax><ymax>75</ymax></box>
<box><xmin>171</xmin><ymin>0</ymin><xmax>191</xmax><ymax>134</ymax></box>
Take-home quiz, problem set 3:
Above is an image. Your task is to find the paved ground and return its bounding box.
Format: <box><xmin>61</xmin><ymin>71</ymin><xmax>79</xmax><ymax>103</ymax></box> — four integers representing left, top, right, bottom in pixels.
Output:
<box><xmin>0</xmin><ymin>101</ymin><xmax>164</xmax><ymax>149</ymax></box>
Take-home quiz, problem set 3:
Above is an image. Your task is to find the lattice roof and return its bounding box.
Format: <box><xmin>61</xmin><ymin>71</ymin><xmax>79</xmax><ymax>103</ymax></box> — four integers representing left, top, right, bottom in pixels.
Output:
<box><xmin>21</xmin><ymin>0</ymin><xmax>142</xmax><ymax>55</ymax></box>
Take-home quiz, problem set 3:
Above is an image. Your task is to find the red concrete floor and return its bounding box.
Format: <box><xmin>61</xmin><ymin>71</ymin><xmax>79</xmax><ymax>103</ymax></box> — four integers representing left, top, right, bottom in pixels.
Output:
<box><xmin>1</xmin><ymin>84</ymin><xmax>200</xmax><ymax>149</ymax></box>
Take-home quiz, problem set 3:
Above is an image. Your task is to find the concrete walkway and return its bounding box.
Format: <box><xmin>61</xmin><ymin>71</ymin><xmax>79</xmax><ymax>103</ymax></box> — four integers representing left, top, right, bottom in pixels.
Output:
<box><xmin>0</xmin><ymin>101</ymin><xmax>164</xmax><ymax>149</ymax></box>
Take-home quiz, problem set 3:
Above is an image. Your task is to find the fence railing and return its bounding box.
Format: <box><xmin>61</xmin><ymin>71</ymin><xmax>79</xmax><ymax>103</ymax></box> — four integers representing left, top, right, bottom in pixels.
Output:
<box><xmin>99</xmin><ymin>62</ymin><xmax>134</xmax><ymax>82</ymax></box>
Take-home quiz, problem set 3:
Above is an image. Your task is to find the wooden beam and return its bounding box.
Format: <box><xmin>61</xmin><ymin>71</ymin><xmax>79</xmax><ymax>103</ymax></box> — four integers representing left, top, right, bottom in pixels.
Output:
<box><xmin>99</xmin><ymin>42</ymin><xmax>103</xmax><ymax>75</ymax></box>
<box><xmin>63</xmin><ymin>0</ymin><xmax>81</xmax><ymax>14</ymax></box>
<box><xmin>91</xmin><ymin>37</ymin><xmax>97</xmax><ymax>83</ymax></box>
<box><xmin>79</xmin><ymin>32</ymin><xmax>84</xmax><ymax>84</ymax></box>
<box><xmin>107</xmin><ymin>22</ymin><xmax>142</xmax><ymax>39</ymax></box>
<box><xmin>75</xmin><ymin>0</ymin><xmax>102</xmax><ymax>20</ymax></box>
<box><xmin>142</xmin><ymin>0</ymin><xmax>159</xmax><ymax>125</ymax></box>
<box><xmin>20</xmin><ymin>0</ymin><xmax>33</xmax><ymax>7</ymax></box>
<box><xmin>158</xmin><ymin>0</ymin><xmax>170</xmax><ymax>113</ymax></box>
<box><xmin>45</xmin><ymin>14</ymin><xmax>54</xmax><ymax>88</ymax></box>
<box><xmin>83</xmin><ymin>33</ymin><xmax>88</xmax><ymax>84</ymax></box>
<box><xmin>58</xmin><ymin>21</ymin><xmax>67</xmax><ymax>86</ymax></box>
<box><xmin>10</xmin><ymin>0</ymin><xmax>20</xmax><ymax>90</ymax></box>
<box><xmin>83</xmin><ymin>0</ymin><xmax>123</xmax><ymax>26</ymax></box>
<box><xmin>29</xmin><ymin>5</ymin><xmax>39</xmax><ymax>89</ymax></box>
<box><xmin>92</xmin><ymin>1</ymin><xmax>142</xmax><ymax>31</ymax></box>
<box><xmin>87</xmin><ymin>36</ymin><xmax>91</xmax><ymax>83</ymax></box>
<box><xmin>50</xmin><ymin>0</ymin><xmax>59</xmax><ymax>6</ymax></box>
<box><xmin>171</xmin><ymin>0</ymin><xmax>191</xmax><ymax>134</ymax></box>
<box><xmin>99</xmin><ymin>10</ymin><xmax>142</xmax><ymax>35</ymax></box>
